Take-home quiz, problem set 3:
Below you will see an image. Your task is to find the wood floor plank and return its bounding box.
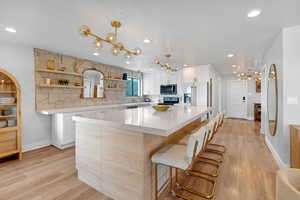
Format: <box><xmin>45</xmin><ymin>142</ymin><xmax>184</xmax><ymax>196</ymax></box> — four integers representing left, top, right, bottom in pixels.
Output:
<box><xmin>0</xmin><ymin>119</ymin><xmax>278</xmax><ymax>200</ymax></box>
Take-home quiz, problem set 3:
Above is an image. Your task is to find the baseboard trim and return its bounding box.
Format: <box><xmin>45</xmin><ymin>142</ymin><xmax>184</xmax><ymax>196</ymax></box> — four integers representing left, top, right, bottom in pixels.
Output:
<box><xmin>265</xmin><ymin>137</ymin><xmax>289</xmax><ymax>168</ymax></box>
<box><xmin>52</xmin><ymin>142</ymin><xmax>75</xmax><ymax>150</ymax></box>
<box><xmin>22</xmin><ymin>140</ymin><xmax>51</xmax><ymax>152</ymax></box>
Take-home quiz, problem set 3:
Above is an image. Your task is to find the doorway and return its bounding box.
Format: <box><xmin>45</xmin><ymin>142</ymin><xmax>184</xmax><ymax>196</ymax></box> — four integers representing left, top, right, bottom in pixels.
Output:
<box><xmin>226</xmin><ymin>80</ymin><xmax>247</xmax><ymax>119</ymax></box>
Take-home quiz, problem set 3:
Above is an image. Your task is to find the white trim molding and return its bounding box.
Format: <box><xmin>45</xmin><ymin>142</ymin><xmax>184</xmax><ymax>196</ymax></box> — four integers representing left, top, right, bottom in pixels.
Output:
<box><xmin>22</xmin><ymin>140</ymin><xmax>51</xmax><ymax>152</ymax></box>
<box><xmin>246</xmin><ymin>117</ymin><xmax>254</xmax><ymax>121</ymax></box>
<box><xmin>265</xmin><ymin>137</ymin><xmax>289</xmax><ymax>168</ymax></box>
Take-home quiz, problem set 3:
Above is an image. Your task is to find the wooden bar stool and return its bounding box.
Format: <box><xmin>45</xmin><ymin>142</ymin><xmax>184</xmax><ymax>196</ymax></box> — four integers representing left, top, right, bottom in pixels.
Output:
<box><xmin>194</xmin><ymin>120</ymin><xmax>221</xmax><ymax>177</ymax></box>
<box><xmin>151</xmin><ymin>126</ymin><xmax>216</xmax><ymax>200</ymax></box>
<box><xmin>193</xmin><ymin>118</ymin><xmax>223</xmax><ymax>164</ymax></box>
<box><xmin>178</xmin><ymin>115</ymin><xmax>224</xmax><ymax>164</ymax></box>
<box><xmin>206</xmin><ymin>113</ymin><xmax>226</xmax><ymax>154</ymax></box>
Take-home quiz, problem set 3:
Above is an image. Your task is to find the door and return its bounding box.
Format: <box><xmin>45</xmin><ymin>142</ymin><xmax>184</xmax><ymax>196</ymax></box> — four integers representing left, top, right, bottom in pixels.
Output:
<box><xmin>227</xmin><ymin>80</ymin><xmax>247</xmax><ymax>119</ymax></box>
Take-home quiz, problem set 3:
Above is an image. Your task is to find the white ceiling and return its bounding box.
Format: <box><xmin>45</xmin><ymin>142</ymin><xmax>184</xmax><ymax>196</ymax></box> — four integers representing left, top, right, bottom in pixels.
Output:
<box><xmin>0</xmin><ymin>0</ymin><xmax>300</xmax><ymax>75</ymax></box>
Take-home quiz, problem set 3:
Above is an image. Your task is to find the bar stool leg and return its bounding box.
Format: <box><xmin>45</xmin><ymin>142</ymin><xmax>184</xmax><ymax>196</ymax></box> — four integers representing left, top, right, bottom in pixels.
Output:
<box><xmin>175</xmin><ymin>168</ymin><xmax>178</xmax><ymax>183</ymax></box>
<box><xmin>154</xmin><ymin>163</ymin><xmax>158</xmax><ymax>200</ymax></box>
<box><xmin>169</xmin><ymin>166</ymin><xmax>172</xmax><ymax>192</ymax></box>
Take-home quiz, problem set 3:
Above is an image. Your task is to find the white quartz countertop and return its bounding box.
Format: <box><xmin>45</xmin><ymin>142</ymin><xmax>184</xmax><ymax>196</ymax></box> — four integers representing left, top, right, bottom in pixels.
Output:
<box><xmin>72</xmin><ymin>105</ymin><xmax>210</xmax><ymax>136</ymax></box>
<box><xmin>38</xmin><ymin>102</ymin><xmax>152</xmax><ymax>115</ymax></box>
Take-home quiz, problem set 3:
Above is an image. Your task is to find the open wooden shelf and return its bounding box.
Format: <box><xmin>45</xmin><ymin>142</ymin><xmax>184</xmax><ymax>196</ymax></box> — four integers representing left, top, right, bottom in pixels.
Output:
<box><xmin>0</xmin><ymin>91</ymin><xmax>16</xmax><ymax>94</ymax></box>
<box><xmin>105</xmin><ymin>88</ymin><xmax>125</xmax><ymax>91</ymax></box>
<box><xmin>0</xmin><ymin>69</ymin><xmax>22</xmax><ymax>160</ymax></box>
<box><xmin>0</xmin><ymin>103</ymin><xmax>17</xmax><ymax>106</ymax></box>
<box><xmin>38</xmin><ymin>84</ymin><xmax>83</xmax><ymax>89</ymax></box>
<box><xmin>0</xmin><ymin>126</ymin><xmax>18</xmax><ymax>133</ymax></box>
<box><xmin>0</xmin><ymin>115</ymin><xmax>16</xmax><ymax>119</ymax></box>
<box><xmin>105</xmin><ymin>78</ymin><xmax>127</xmax><ymax>82</ymax></box>
<box><xmin>37</xmin><ymin>69</ymin><xmax>83</xmax><ymax>77</ymax></box>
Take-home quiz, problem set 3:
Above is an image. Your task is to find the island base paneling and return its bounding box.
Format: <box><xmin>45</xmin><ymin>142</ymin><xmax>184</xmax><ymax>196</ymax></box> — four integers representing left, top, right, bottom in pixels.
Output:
<box><xmin>75</xmin><ymin>118</ymin><xmax>202</xmax><ymax>200</ymax></box>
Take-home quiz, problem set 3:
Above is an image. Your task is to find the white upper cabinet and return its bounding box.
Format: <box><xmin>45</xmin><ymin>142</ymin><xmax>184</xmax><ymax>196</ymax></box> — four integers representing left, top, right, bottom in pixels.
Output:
<box><xmin>143</xmin><ymin>69</ymin><xmax>180</xmax><ymax>95</ymax></box>
<box><xmin>143</xmin><ymin>72</ymin><xmax>157</xmax><ymax>95</ymax></box>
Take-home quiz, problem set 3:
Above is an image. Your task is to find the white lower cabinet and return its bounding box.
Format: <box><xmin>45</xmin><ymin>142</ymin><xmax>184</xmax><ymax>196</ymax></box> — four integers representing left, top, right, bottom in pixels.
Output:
<box><xmin>52</xmin><ymin>113</ymin><xmax>75</xmax><ymax>149</ymax></box>
<box><xmin>50</xmin><ymin>103</ymin><xmax>151</xmax><ymax>149</ymax></box>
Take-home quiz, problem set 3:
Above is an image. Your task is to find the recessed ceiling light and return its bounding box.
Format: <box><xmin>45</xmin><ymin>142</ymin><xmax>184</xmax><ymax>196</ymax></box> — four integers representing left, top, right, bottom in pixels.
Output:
<box><xmin>232</xmin><ymin>65</ymin><xmax>236</xmax><ymax>68</ymax></box>
<box><xmin>227</xmin><ymin>54</ymin><xmax>234</xmax><ymax>58</ymax></box>
<box><xmin>126</xmin><ymin>61</ymin><xmax>130</xmax><ymax>64</ymax></box>
<box><xmin>93</xmin><ymin>52</ymin><xmax>99</xmax><ymax>56</ymax></box>
<box><xmin>248</xmin><ymin>9</ymin><xmax>261</xmax><ymax>18</ymax></box>
<box><xmin>5</xmin><ymin>27</ymin><xmax>16</xmax><ymax>33</ymax></box>
<box><xmin>143</xmin><ymin>38</ymin><xmax>151</xmax><ymax>43</ymax></box>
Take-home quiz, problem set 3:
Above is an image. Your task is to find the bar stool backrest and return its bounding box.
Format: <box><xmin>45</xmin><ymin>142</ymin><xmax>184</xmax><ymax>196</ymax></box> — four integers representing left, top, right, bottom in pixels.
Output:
<box><xmin>219</xmin><ymin>113</ymin><xmax>224</xmax><ymax>126</ymax></box>
<box><xmin>186</xmin><ymin>126</ymin><xmax>207</xmax><ymax>164</ymax></box>
<box><xmin>206</xmin><ymin>119</ymin><xmax>216</xmax><ymax>144</ymax></box>
<box><xmin>217</xmin><ymin>113</ymin><xmax>222</xmax><ymax>126</ymax></box>
<box><xmin>213</xmin><ymin>115</ymin><xmax>220</xmax><ymax>134</ymax></box>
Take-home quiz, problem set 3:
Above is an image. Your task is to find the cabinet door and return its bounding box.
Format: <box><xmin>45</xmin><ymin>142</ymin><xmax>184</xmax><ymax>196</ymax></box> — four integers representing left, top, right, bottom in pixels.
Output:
<box><xmin>143</xmin><ymin>70</ymin><xmax>162</xmax><ymax>95</ymax></box>
<box><xmin>143</xmin><ymin>73</ymin><xmax>154</xmax><ymax>95</ymax></box>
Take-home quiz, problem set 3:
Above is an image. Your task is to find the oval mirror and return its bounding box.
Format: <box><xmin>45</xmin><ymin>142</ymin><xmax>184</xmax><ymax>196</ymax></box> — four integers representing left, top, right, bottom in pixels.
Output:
<box><xmin>83</xmin><ymin>68</ymin><xmax>104</xmax><ymax>98</ymax></box>
<box><xmin>267</xmin><ymin>64</ymin><xmax>278</xmax><ymax>136</ymax></box>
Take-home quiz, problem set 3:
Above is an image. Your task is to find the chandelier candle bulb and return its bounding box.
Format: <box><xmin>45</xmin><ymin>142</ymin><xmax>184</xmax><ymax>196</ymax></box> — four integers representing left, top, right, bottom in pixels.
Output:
<box><xmin>111</xmin><ymin>47</ymin><xmax>119</xmax><ymax>56</ymax></box>
<box><xmin>134</xmin><ymin>47</ymin><xmax>142</xmax><ymax>55</ymax></box>
<box><xmin>79</xmin><ymin>25</ymin><xmax>91</xmax><ymax>36</ymax></box>
<box><xmin>95</xmin><ymin>39</ymin><xmax>102</xmax><ymax>49</ymax></box>
<box><xmin>106</xmin><ymin>33</ymin><xmax>116</xmax><ymax>42</ymax></box>
<box><xmin>124</xmin><ymin>53</ymin><xmax>132</xmax><ymax>60</ymax></box>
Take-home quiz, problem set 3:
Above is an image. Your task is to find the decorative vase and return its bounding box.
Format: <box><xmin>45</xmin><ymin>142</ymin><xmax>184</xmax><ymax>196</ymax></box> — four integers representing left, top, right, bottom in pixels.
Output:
<box><xmin>122</xmin><ymin>73</ymin><xmax>128</xmax><ymax>80</ymax></box>
<box><xmin>46</xmin><ymin>60</ymin><xmax>56</xmax><ymax>70</ymax></box>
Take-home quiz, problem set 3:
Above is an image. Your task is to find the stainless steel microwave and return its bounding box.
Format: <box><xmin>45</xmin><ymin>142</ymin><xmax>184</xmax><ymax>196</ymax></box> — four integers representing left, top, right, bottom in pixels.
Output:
<box><xmin>160</xmin><ymin>84</ymin><xmax>177</xmax><ymax>95</ymax></box>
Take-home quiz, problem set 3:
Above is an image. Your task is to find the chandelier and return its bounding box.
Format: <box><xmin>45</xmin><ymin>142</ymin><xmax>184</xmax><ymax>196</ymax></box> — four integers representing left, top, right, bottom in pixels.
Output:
<box><xmin>155</xmin><ymin>54</ymin><xmax>178</xmax><ymax>72</ymax></box>
<box><xmin>79</xmin><ymin>21</ymin><xmax>142</xmax><ymax>58</ymax></box>
<box><xmin>237</xmin><ymin>71</ymin><xmax>262</xmax><ymax>81</ymax></box>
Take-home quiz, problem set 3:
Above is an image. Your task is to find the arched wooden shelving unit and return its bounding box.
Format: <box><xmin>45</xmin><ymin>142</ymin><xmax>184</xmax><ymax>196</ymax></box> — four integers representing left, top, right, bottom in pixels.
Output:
<box><xmin>0</xmin><ymin>69</ymin><xmax>22</xmax><ymax>160</ymax></box>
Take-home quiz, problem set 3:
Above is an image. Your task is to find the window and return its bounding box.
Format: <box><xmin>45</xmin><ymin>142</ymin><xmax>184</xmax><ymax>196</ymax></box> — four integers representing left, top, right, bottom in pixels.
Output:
<box><xmin>125</xmin><ymin>77</ymin><xmax>142</xmax><ymax>96</ymax></box>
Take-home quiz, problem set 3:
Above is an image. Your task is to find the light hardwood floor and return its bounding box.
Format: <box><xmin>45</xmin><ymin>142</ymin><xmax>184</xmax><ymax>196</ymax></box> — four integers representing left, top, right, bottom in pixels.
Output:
<box><xmin>0</xmin><ymin>119</ymin><xmax>278</xmax><ymax>200</ymax></box>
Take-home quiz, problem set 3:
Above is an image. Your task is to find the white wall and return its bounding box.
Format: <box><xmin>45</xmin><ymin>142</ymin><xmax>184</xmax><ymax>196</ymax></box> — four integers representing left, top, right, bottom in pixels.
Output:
<box><xmin>283</xmin><ymin>25</ymin><xmax>300</xmax><ymax>138</ymax></box>
<box><xmin>262</xmin><ymin>26</ymin><xmax>300</xmax><ymax>167</ymax></box>
<box><xmin>262</xmin><ymin>31</ymin><xmax>286</xmax><ymax>167</ymax></box>
<box><xmin>0</xmin><ymin>43</ymin><xmax>51</xmax><ymax>151</ymax></box>
<box><xmin>209</xmin><ymin>65</ymin><xmax>222</xmax><ymax>116</ymax></box>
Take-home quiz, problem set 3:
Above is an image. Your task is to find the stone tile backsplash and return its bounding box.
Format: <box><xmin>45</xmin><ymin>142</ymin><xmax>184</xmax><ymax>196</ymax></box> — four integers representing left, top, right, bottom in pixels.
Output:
<box><xmin>35</xmin><ymin>48</ymin><xmax>143</xmax><ymax>110</ymax></box>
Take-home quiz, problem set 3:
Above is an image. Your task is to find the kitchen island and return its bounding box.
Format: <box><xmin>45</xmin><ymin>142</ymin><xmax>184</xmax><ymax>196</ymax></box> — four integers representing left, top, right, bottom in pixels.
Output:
<box><xmin>72</xmin><ymin>105</ymin><xmax>209</xmax><ymax>200</ymax></box>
